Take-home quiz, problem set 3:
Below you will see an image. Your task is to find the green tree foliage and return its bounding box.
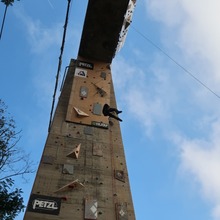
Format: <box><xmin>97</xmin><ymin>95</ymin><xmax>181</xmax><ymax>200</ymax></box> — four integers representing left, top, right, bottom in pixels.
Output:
<box><xmin>0</xmin><ymin>179</ymin><xmax>25</xmax><ymax>220</ymax></box>
<box><xmin>0</xmin><ymin>99</ymin><xmax>34</xmax><ymax>219</ymax></box>
<box><xmin>1</xmin><ymin>0</ymin><xmax>20</xmax><ymax>7</ymax></box>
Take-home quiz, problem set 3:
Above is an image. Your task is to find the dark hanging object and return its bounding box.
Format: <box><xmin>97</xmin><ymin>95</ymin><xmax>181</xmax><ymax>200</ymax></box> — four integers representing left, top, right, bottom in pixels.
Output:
<box><xmin>0</xmin><ymin>0</ymin><xmax>20</xmax><ymax>40</ymax></box>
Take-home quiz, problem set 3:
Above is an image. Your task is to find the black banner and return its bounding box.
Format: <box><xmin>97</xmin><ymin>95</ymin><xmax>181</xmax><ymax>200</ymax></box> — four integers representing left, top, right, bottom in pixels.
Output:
<box><xmin>91</xmin><ymin>121</ymin><xmax>108</xmax><ymax>129</ymax></box>
<box><xmin>77</xmin><ymin>60</ymin><xmax>94</xmax><ymax>70</ymax></box>
<box><xmin>27</xmin><ymin>194</ymin><xmax>61</xmax><ymax>215</ymax></box>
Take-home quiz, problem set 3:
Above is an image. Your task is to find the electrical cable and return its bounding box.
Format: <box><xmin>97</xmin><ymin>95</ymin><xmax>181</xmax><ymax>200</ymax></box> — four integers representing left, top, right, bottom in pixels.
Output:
<box><xmin>131</xmin><ymin>25</ymin><xmax>220</xmax><ymax>99</ymax></box>
<box><xmin>48</xmin><ymin>0</ymin><xmax>72</xmax><ymax>132</ymax></box>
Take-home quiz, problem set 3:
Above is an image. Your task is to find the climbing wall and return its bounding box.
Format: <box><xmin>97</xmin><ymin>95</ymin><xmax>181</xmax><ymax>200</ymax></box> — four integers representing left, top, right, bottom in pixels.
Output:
<box><xmin>23</xmin><ymin>59</ymin><xmax>136</xmax><ymax>220</ymax></box>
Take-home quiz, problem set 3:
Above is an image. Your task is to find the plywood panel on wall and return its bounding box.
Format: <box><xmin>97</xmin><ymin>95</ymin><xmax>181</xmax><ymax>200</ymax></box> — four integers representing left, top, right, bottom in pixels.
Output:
<box><xmin>66</xmin><ymin>58</ymin><xmax>112</xmax><ymax>127</ymax></box>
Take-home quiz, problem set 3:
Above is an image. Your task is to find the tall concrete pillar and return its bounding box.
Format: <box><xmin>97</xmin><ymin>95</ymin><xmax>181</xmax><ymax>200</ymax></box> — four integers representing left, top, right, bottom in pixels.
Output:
<box><xmin>24</xmin><ymin>0</ymin><xmax>136</xmax><ymax>219</ymax></box>
<box><xmin>24</xmin><ymin>58</ymin><xmax>135</xmax><ymax>219</ymax></box>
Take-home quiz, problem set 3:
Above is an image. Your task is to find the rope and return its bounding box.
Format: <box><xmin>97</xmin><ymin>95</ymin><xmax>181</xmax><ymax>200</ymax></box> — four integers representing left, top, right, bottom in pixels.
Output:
<box><xmin>131</xmin><ymin>25</ymin><xmax>220</xmax><ymax>100</ymax></box>
<box><xmin>48</xmin><ymin>0</ymin><xmax>71</xmax><ymax>132</ymax></box>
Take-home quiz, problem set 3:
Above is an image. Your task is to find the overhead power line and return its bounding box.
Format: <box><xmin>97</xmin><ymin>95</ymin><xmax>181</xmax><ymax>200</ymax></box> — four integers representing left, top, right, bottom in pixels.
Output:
<box><xmin>131</xmin><ymin>25</ymin><xmax>220</xmax><ymax>99</ymax></box>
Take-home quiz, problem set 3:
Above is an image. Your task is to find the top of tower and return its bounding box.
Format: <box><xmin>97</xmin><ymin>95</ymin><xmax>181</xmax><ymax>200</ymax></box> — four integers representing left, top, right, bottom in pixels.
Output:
<box><xmin>78</xmin><ymin>0</ymin><xmax>135</xmax><ymax>63</ymax></box>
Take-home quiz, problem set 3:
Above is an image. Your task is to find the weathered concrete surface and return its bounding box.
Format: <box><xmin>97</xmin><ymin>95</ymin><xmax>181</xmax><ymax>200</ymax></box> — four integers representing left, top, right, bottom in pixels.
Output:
<box><xmin>24</xmin><ymin>59</ymin><xmax>135</xmax><ymax>220</ymax></box>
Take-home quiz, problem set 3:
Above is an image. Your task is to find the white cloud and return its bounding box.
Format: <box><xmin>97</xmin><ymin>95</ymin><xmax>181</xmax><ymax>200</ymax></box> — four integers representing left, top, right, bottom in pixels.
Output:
<box><xmin>175</xmin><ymin>120</ymin><xmax>220</xmax><ymax>219</ymax></box>
<box><xmin>146</xmin><ymin>0</ymin><xmax>220</xmax><ymax>89</ymax></box>
<box><xmin>13</xmin><ymin>6</ymin><xmax>80</xmax><ymax>108</ymax></box>
<box><xmin>146</xmin><ymin>0</ymin><xmax>185</xmax><ymax>27</ymax></box>
<box><xmin>14</xmin><ymin>7</ymin><xmax>62</xmax><ymax>54</ymax></box>
<box><xmin>144</xmin><ymin>0</ymin><xmax>220</xmax><ymax>219</ymax></box>
<box><xmin>178</xmin><ymin>1</ymin><xmax>220</xmax><ymax>84</ymax></box>
<box><xmin>112</xmin><ymin>56</ymin><xmax>177</xmax><ymax>137</ymax></box>
<box><xmin>125</xmin><ymin>89</ymin><xmax>164</xmax><ymax>136</ymax></box>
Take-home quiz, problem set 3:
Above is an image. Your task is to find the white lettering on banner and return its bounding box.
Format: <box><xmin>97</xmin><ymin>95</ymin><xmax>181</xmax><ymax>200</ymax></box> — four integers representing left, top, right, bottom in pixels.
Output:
<box><xmin>32</xmin><ymin>199</ymin><xmax>58</xmax><ymax>210</ymax></box>
<box><xmin>78</xmin><ymin>61</ymin><xmax>93</xmax><ymax>69</ymax></box>
<box><xmin>92</xmin><ymin>121</ymin><xmax>108</xmax><ymax>128</ymax></box>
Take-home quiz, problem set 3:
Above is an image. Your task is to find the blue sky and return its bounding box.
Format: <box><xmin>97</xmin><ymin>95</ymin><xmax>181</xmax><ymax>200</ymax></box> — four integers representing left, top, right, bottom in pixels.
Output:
<box><xmin>1</xmin><ymin>0</ymin><xmax>220</xmax><ymax>219</ymax></box>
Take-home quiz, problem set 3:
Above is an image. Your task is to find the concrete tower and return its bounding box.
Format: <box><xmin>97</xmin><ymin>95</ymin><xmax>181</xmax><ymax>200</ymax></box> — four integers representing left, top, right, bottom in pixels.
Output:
<box><xmin>24</xmin><ymin>0</ymin><xmax>136</xmax><ymax>219</ymax></box>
